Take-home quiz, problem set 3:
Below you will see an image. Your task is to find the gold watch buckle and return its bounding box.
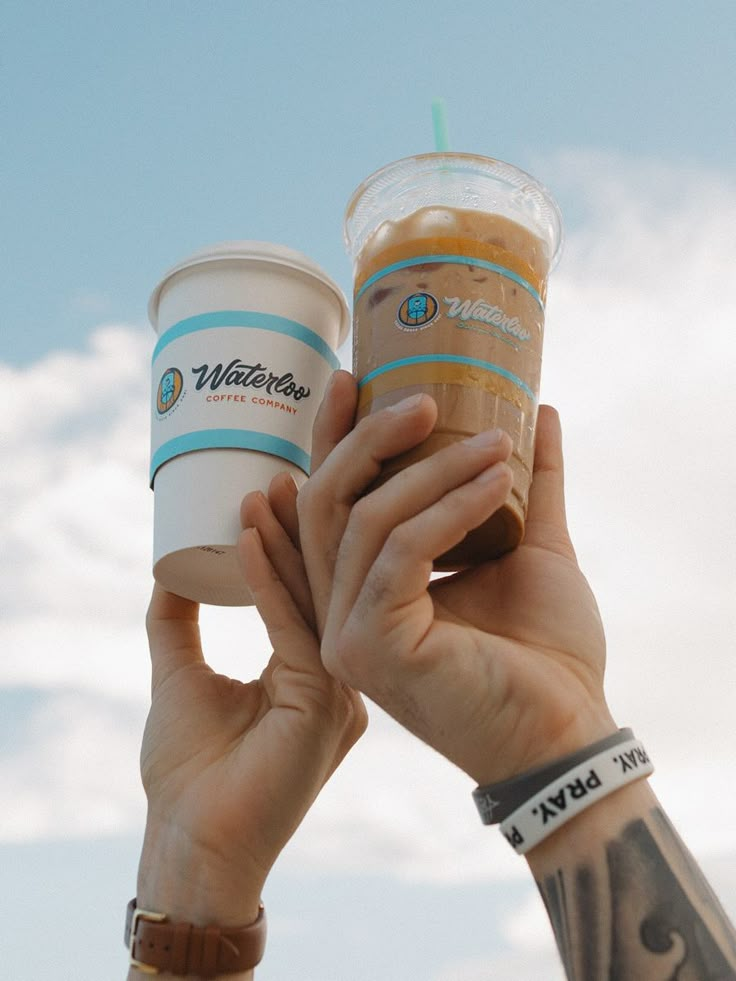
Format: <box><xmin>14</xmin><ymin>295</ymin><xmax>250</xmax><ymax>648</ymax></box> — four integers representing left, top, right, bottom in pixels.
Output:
<box><xmin>129</xmin><ymin>906</ymin><xmax>168</xmax><ymax>975</ymax></box>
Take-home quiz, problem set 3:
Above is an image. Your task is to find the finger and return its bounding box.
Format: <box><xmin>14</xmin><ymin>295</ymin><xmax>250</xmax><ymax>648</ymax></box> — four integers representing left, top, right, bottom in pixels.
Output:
<box><xmin>324</xmin><ymin>458</ymin><xmax>513</xmax><ymax>656</ymax></box>
<box><xmin>326</xmin><ymin>431</ymin><xmax>513</xmax><ymax>617</ymax></box>
<box><xmin>310</xmin><ymin>369</ymin><xmax>359</xmax><ymax>472</ymax></box>
<box><xmin>524</xmin><ymin>405</ymin><xmax>576</xmax><ymax>557</ymax></box>
<box><xmin>146</xmin><ymin>583</ymin><xmax>204</xmax><ymax>692</ymax></box>
<box><xmin>239</xmin><ymin>527</ymin><xmax>322</xmax><ymax>674</ymax></box>
<box><xmin>239</xmin><ymin>491</ymin><xmax>315</xmax><ymax>628</ymax></box>
<box><xmin>239</xmin><ymin>472</ymin><xmax>301</xmax><ymax>550</ymax></box>
<box><xmin>298</xmin><ymin>393</ymin><xmax>438</xmax><ymax>631</ymax></box>
<box><xmin>242</xmin><ymin>518</ymin><xmax>369</xmax><ymax>782</ymax></box>
<box><xmin>267</xmin><ymin>471</ymin><xmax>301</xmax><ymax>550</ymax></box>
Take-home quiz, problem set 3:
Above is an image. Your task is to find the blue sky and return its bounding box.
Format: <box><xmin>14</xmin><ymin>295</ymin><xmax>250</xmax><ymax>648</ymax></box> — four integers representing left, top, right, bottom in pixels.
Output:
<box><xmin>3</xmin><ymin>2</ymin><xmax>736</xmax><ymax>979</ymax></box>
<box><xmin>4</xmin><ymin>0</ymin><xmax>735</xmax><ymax>363</ymax></box>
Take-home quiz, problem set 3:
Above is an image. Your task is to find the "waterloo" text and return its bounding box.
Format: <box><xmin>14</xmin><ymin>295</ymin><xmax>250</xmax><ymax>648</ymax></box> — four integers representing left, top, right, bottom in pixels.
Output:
<box><xmin>191</xmin><ymin>359</ymin><xmax>311</xmax><ymax>401</ymax></box>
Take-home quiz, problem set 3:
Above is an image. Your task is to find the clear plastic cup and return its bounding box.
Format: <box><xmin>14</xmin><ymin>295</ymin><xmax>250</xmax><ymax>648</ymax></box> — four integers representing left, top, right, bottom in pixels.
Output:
<box><xmin>344</xmin><ymin>153</ymin><xmax>563</xmax><ymax>566</ymax></box>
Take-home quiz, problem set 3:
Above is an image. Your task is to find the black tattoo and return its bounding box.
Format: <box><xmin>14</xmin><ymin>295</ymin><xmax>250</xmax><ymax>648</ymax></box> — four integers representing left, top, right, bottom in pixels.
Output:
<box><xmin>542</xmin><ymin>869</ymin><xmax>575</xmax><ymax>977</ymax></box>
<box><xmin>651</xmin><ymin>808</ymin><xmax>736</xmax><ymax>965</ymax></box>
<box><xmin>536</xmin><ymin>808</ymin><xmax>736</xmax><ymax>980</ymax></box>
<box><xmin>576</xmin><ymin>866</ymin><xmax>603</xmax><ymax>979</ymax></box>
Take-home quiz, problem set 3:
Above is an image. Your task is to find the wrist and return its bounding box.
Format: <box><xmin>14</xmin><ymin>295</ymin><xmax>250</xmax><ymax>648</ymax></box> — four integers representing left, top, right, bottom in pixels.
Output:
<box><xmin>125</xmin><ymin>898</ymin><xmax>265</xmax><ymax>980</ymax></box>
<box><xmin>473</xmin><ymin>723</ymin><xmax>654</xmax><ymax>855</ymax></box>
<box><xmin>524</xmin><ymin>776</ymin><xmax>659</xmax><ymax>873</ymax></box>
<box><xmin>137</xmin><ymin>817</ymin><xmax>264</xmax><ymax>927</ymax></box>
<box><xmin>471</xmin><ymin>702</ymin><xmax>619</xmax><ymax>788</ymax></box>
<box><xmin>496</xmin><ymin>731</ymin><xmax>654</xmax><ymax>858</ymax></box>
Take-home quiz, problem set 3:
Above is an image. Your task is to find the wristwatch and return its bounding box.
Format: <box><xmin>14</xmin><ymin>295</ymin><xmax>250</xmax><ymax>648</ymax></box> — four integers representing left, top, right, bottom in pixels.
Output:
<box><xmin>125</xmin><ymin>899</ymin><xmax>267</xmax><ymax>976</ymax></box>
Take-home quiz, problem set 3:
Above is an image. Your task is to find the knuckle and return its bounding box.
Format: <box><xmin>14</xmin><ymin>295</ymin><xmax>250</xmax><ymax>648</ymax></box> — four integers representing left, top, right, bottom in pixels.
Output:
<box><xmin>320</xmin><ymin>635</ymin><xmax>344</xmax><ymax>674</ymax></box>
<box><xmin>295</xmin><ymin>480</ymin><xmax>323</xmax><ymax>526</ymax></box>
<box><xmin>324</xmin><ymin>632</ymin><xmax>363</xmax><ymax>688</ymax></box>
<box><xmin>341</xmin><ymin>498</ymin><xmax>383</xmax><ymax>551</ymax></box>
<box><xmin>352</xmin><ymin>408</ymin><xmax>397</xmax><ymax>451</ymax></box>
<box><xmin>144</xmin><ymin>606</ymin><xmax>157</xmax><ymax>641</ymax></box>
<box><xmin>361</xmin><ymin>570</ymin><xmax>393</xmax><ymax>610</ymax></box>
<box><xmin>354</xmin><ymin>411</ymin><xmax>382</xmax><ymax>438</ymax></box>
<box><xmin>349</xmin><ymin>695</ymin><xmax>369</xmax><ymax>740</ymax></box>
<box><xmin>347</xmin><ymin>494</ymin><xmax>376</xmax><ymax>531</ymax></box>
<box><xmin>312</xmin><ymin>682</ymin><xmax>351</xmax><ymax>732</ymax></box>
<box><xmin>384</xmin><ymin>520</ymin><xmax>416</xmax><ymax>558</ymax></box>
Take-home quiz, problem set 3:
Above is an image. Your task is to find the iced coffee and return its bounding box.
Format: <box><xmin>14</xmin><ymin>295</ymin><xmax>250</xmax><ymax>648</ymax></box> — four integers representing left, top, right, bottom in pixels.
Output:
<box><xmin>344</xmin><ymin>154</ymin><xmax>562</xmax><ymax>566</ymax></box>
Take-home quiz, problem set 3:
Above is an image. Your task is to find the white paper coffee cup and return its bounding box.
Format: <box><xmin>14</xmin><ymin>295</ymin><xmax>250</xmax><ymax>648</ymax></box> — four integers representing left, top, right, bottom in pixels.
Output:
<box><xmin>149</xmin><ymin>241</ymin><xmax>349</xmax><ymax>606</ymax></box>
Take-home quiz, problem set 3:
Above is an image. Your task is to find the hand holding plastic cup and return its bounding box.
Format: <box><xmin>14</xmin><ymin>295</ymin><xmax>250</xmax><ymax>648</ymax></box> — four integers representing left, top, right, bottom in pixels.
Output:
<box><xmin>149</xmin><ymin>242</ymin><xmax>349</xmax><ymax>605</ymax></box>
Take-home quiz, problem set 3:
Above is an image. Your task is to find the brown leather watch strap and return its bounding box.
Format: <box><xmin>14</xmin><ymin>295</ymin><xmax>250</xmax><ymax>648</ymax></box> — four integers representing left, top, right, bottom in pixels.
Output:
<box><xmin>125</xmin><ymin>899</ymin><xmax>266</xmax><ymax>977</ymax></box>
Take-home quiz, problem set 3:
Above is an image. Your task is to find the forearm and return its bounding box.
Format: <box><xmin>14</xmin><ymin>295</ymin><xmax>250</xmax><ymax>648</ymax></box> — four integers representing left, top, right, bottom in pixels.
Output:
<box><xmin>526</xmin><ymin>779</ymin><xmax>736</xmax><ymax>980</ymax></box>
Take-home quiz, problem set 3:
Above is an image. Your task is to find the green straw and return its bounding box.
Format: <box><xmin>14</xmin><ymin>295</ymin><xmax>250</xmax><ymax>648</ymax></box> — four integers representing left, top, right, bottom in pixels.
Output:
<box><xmin>431</xmin><ymin>98</ymin><xmax>450</xmax><ymax>152</ymax></box>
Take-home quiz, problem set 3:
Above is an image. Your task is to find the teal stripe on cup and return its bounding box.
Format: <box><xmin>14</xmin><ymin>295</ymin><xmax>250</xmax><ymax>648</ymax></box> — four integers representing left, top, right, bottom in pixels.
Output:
<box><xmin>150</xmin><ymin>428</ymin><xmax>311</xmax><ymax>486</ymax></box>
<box><xmin>359</xmin><ymin>354</ymin><xmax>537</xmax><ymax>402</ymax></box>
<box><xmin>355</xmin><ymin>255</ymin><xmax>543</xmax><ymax>309</ymax></box>
<box><xmin>153</xmin><ymin>310</ymin><xmax>341</xmax><ymax>368</ymax></box>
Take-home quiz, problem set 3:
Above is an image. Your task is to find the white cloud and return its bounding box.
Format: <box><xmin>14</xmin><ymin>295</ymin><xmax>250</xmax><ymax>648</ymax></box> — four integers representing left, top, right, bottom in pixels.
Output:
<box><xmin>538</xmin><ymin>152</ymin><xmax>736</xmax><ymax>778</ymax></box>
<box><xmin>1</xmin><ymin>153</ymin><xmax>736</xmax><ymax>890</ymax></box>
<box><xmin>280</xmin><ymin>700</ymin><xmax>520</xmax><ymax>883</ymax></box>
<box><xmin>434</xmin><ymin>860</ymin><xmax>736</xmax><ymax>981</ymax></box>
<box><xmin>1</xmin><ymin>326</ymin><xmax>152</xmax><ymax>622</ymax></box>
<box><xmin>500</xmin><ymin>887</ymin><xmax>560</xmax><ymax>953</ymax></box>
<box><xmin>434</xmin><ymin>891</ymin><xmax>564</xmax><ymax>981</ymax></box>
<box><xmin>0</xmin><ymin>688</ymin><xmax>146</xmax><ymax>841</ymax></box>
<box><xmin>434</xmin><ymin>951</ymin><xmax>564</xmax><ymax>981</ymax></box>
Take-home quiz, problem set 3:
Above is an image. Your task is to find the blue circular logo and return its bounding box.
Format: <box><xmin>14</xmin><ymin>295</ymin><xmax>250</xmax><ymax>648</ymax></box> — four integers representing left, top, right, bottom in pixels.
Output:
<box><xmin>396</xmin><ymin>292</ymin><xmax>439</xmax><ymax>330</ymax></box>
<box><xmin>157</xmin><ymin>367</ymin><xmax>183</xmax><ymax>414</ymax></box>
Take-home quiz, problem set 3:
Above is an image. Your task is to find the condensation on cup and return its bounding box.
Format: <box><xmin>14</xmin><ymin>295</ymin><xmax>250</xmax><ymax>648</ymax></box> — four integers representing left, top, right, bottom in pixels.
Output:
<box><xmin>148</xmin><ymin>241</ymin><xmax>349</xmax><ymax>606</ymax></box>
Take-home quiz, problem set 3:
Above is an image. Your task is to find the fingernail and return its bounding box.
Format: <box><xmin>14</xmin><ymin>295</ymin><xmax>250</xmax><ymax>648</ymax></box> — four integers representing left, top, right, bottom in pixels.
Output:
<box><xmin>463</xmin><ymin>428</ymin><xmax>504</xmax><ymax>448</ymax></box>
<box><xmin>246</xmin><ymin>526</ymin><xmax>263</xmax><ymax>546</ymax></box>
<box><xmin>280</xmin><ymin>471</ymin><xmax>299</xmax><ymax>494</ymax></box>
<box><xmin>388</xmin><ymin>393</ymin><xmax>425</xmax><ymax>414</ymax></box>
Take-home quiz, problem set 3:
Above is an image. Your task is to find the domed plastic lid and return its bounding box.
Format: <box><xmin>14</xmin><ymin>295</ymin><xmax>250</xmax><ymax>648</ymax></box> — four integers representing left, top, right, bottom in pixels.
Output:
<box><xmin>344</xmin><ymin>153</ymin><xmax>564</xmax><ymax>272</ymax></box>
<box><xmin>148</xmin><ymin>240</ymin><xmax>350</xmax><ymax>345</ymax></box>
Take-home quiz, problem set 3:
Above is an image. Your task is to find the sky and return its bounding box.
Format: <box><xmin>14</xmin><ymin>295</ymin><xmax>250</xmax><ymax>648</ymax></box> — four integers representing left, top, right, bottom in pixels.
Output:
<box><xmin>2</xmin><ymin>1</ymin><xmax>736</xmax><ymax>978</ymax></box>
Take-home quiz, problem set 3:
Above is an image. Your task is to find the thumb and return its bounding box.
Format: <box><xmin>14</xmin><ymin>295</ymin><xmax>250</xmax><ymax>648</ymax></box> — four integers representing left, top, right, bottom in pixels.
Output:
<box><xmin>309</xmin><ymin>370</ymin><xmax>358</xmax><ymax>472</ymax></box>
<box><xmin>146</xmin><ymin>584</ymin><xmax>205</xmax><ymax>692</ymax></box>
<box><xmin>523</xmin><ymin>405</ymin><xmax>576</xmax><ymax>558</ymax></box>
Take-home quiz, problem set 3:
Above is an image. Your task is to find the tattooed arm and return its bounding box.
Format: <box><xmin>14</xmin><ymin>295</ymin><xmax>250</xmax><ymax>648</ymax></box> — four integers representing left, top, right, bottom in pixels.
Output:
<box><xmin>292</xmin><ymin>375</ymin><xmax>736</xmax><ymax>981</ymax></box>
<box><xmin>529</xmin><ymin>780</ymin><xmax>736</xmax><ymax>980</ymax></box>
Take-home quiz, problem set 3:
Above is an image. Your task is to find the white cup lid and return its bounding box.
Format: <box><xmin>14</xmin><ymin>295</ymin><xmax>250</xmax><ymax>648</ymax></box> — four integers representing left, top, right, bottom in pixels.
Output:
<box><xmin>148</xmin><ymin>240</ymin><xmax>351</xmax><ymax>345</ymax></box>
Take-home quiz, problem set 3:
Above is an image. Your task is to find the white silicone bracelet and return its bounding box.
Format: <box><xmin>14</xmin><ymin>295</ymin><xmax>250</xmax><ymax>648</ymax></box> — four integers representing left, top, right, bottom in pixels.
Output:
<box><xmin>499</xmin><ymin>737</ymin><xmax>653</xmax><ymax>855</ymax></box>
